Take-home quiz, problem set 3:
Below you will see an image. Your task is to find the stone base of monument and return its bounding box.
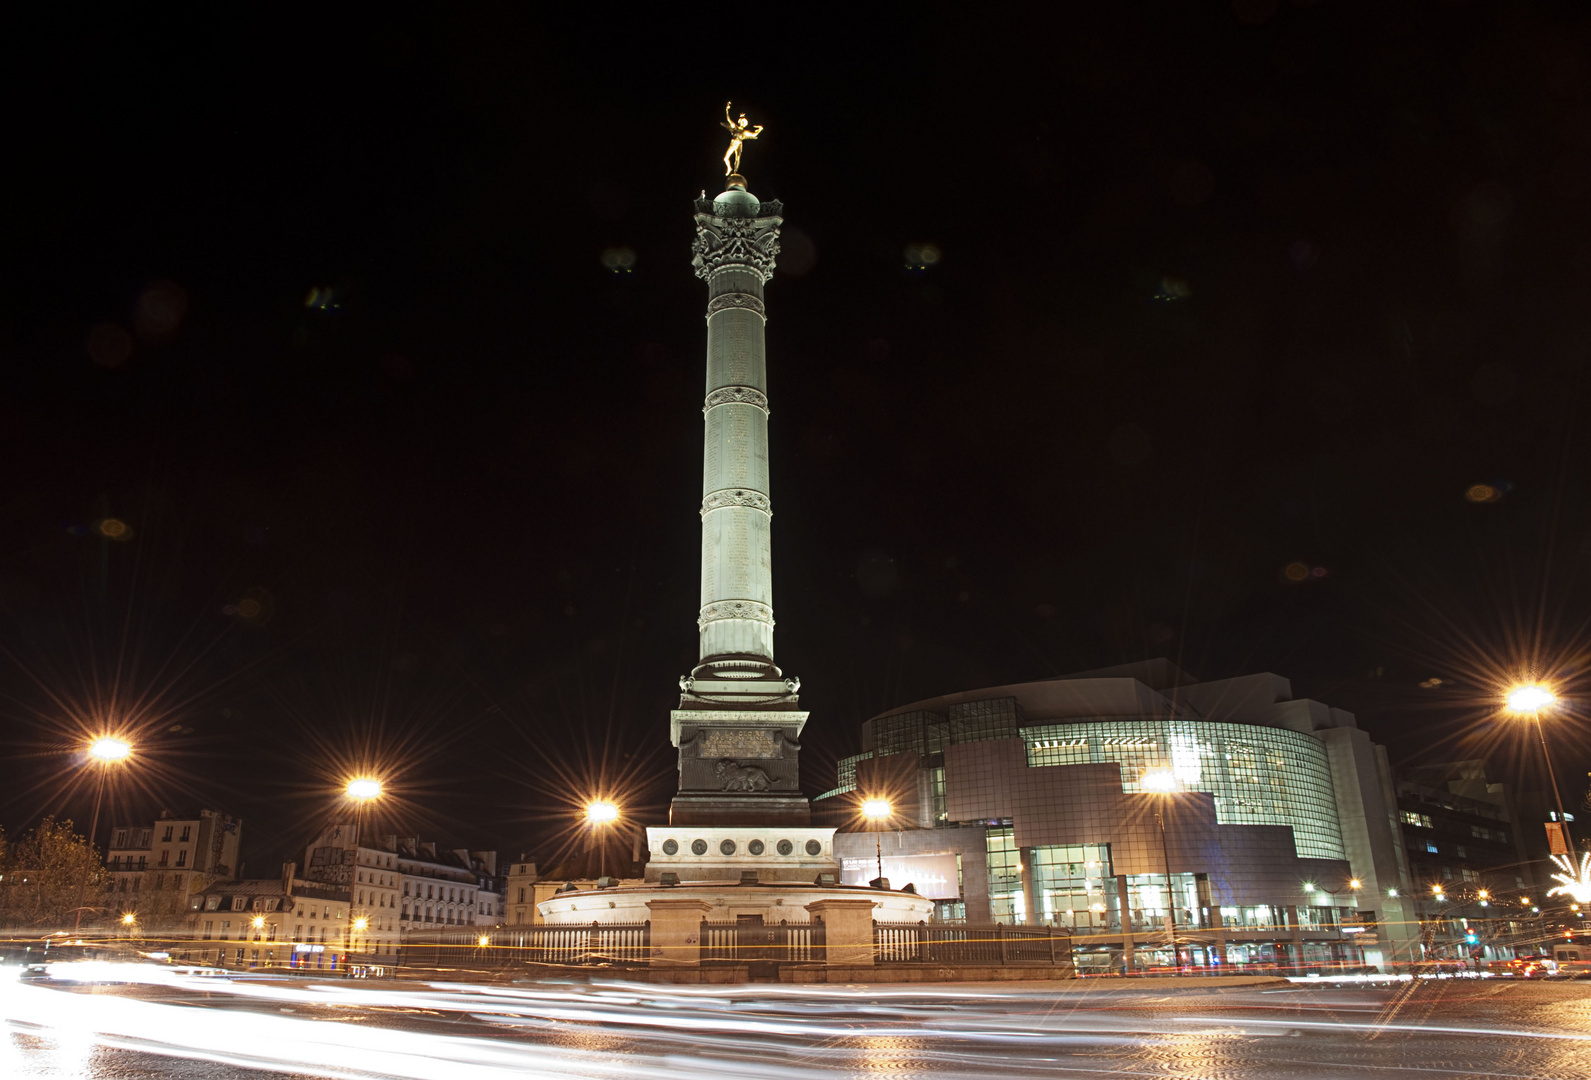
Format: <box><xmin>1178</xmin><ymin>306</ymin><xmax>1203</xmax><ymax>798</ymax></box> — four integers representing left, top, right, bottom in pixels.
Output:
<box><xmin>667</xmin><ymin>794</ymin><xmax>812</xmax><ymax>827</ymax></box>
<box><xmin>536</xmin><ymin>881</ymin><xmax>933</xmax><ymax>929</ymax></box>
<box><xmin>642</xmin><ymin>825</ymin><xmax>837</xmax><ymax>881</ymax></box>
<box><xmin>536</xmin><ymin>879</ymin><xmax>934</xmax><ymax>977</ymax></box>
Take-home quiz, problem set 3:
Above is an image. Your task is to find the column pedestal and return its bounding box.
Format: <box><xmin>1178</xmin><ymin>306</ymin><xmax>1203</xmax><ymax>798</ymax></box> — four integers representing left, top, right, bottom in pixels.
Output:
<box><xmin>647</xmin><ymin>898</ymin><xmax>712</xmax><ymax>967</ymax></box>
<box><xmin>806</xmin><ymin>898</ymin><xmax>877</xmax><ymax>967</ymax></box>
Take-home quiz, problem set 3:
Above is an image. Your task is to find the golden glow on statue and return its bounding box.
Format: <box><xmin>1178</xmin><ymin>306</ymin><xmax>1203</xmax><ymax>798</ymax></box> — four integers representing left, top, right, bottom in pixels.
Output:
<box><xmin>720</xmin><ymin>101</ymin><xmax>763</xmax><ymax>176</ymax></box>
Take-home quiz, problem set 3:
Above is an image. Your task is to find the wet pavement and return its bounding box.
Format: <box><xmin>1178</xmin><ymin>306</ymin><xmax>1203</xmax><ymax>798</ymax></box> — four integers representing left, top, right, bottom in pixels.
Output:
<box><xmin>4</xmin><ymin>965</ymin><xmax>1591</xmax><ymax>1078</ymax></box>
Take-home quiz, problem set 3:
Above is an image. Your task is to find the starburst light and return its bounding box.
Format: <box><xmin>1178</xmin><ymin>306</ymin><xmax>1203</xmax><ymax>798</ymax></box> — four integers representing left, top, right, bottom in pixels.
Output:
<box><xmin>1546</xmin><ymin>852</ymin><xmax>1591</xmax><ymax>905</ymax></box>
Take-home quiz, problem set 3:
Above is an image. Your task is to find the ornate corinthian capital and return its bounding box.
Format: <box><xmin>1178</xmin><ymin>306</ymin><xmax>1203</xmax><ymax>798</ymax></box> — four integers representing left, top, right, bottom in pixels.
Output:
<box><xmin>698</xmin><ymin>599</ymin><xmax>775</xmax><ymax>628</ymax></box>
<box><xmin>692</xmin><ymin>211</ymin><xmax>782</xmax><ymax>282</ymax></box>
<box><xmin>702</xmin><ymin>386</ymin><xmax>769</xmax><ymax>414</ymax></box>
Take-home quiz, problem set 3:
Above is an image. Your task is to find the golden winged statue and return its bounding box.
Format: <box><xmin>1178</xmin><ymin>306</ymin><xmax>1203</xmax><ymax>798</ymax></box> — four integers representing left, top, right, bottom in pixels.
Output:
<box><xmin>720</xmin><ymin>102</ymin><xmax>764</xmax><ymax>176</ymax></box>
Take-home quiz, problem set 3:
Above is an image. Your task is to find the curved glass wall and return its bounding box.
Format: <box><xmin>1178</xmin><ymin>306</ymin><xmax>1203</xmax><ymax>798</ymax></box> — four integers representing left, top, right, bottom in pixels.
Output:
<box><xmin>1023</xmin><ymin>719</ymin><xmax>1345</xmax><ymax>860</ymax></box>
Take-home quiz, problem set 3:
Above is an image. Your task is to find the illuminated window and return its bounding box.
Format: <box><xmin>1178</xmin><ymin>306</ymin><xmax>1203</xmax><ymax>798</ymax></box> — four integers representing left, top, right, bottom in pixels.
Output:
<box><xmin>1021</xmin><ymin>719</ymin><xmax>1346</xmax><ymax>860</ymax></box>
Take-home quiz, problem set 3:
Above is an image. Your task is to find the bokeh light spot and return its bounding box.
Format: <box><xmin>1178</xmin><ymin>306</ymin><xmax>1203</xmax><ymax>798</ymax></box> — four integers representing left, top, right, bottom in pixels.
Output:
<box><xmin>86</xmin><ymin>324</ymin><xmax>133</xmax><ymax>369</ymax></box>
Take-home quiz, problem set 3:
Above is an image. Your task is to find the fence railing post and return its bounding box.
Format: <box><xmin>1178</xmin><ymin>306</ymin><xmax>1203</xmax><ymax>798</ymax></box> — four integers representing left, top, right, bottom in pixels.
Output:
<box><xmin>997</xmin><ymin>925</ymin><xmax>1008</xmax><ymax>964</ymax></box>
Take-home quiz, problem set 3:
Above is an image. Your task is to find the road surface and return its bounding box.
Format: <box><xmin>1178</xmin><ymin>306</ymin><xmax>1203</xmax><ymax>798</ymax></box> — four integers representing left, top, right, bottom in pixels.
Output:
<box><xmin>4</xmin><ymin>964</ymin><xmax>1590</xmax><ymax>1078</ymax></box>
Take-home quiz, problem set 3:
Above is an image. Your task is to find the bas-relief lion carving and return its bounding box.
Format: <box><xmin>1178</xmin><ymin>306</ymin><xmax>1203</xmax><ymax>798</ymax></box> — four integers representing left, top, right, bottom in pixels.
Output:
<box><xmin>716</xmin><ymin>759</ymin><xmax>772</xmax><ymax>792</ymax></box>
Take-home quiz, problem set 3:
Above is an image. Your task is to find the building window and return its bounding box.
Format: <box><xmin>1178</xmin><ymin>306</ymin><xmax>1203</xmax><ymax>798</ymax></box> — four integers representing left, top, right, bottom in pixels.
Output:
<box><xmin>1020</xmin><ymin>718</ymin><xmax>1347</xmax><ymax>861</ymax></box>
<box><xmin>180</xmin><ymin>826</ymin><xmax>191</xmax><ymax>842</ymax></box>
<box><xmin>115</xmin><ymin>830</ymin><xmax>128</xmax><ymax>847</ymax></box>
<box><xmin>233</xmin><ymin>897</ymin><xmax>247</xmax><ymax>911</ymax></box>
<box><xmin>159</xmin><ymin>850</ymin><xmax>170</xmax><ymax>867</ymax></box>
<box><xmin>221</xmin><ymin>920</ymin><xmax>231</xmax><ymax>939</ymax></box>
<box><xmin>1402</xmin><ymin>811</ymin><xmax>1434</xmax><ymax>828</ymax></box>
<box><xmin>1030</xmin><ymin>845</ymin><xmax>1115</xmax><ymax>930</ymax></box>
<box><xmin>1426</xmin><ymin>843</ymin><xmax>1439</xmax><ymax>854</ymax></box>
<box><xmin>203</xmin><ymin>921</ymin><xmax>214</xmax><ymax>940</ymax></box>
<box><xmin>162</xmin><ymin>826</ymin><xmax>173</xmax><ymax>842</ymax></box>
<box><xmin>137</xmin><ymin>856</ymin><xmax>146</xmax><ymax>870</ymax></box>
<box><xmin>985</xmin><ymin>826</ymin><xmax>1023</xmax><ymax>924</ymax></box>
<box><xmin>175</xmin><ymin>850</ymin><xmax>187</xmax><ymax>867</ymax></box>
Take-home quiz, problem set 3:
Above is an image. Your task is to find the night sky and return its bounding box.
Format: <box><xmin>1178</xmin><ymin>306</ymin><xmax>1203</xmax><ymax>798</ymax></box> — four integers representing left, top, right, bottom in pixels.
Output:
<box><xmin>5</xmin><ymin>4</ymin><xmax>1590</xmax><ymax>875</ymax></box>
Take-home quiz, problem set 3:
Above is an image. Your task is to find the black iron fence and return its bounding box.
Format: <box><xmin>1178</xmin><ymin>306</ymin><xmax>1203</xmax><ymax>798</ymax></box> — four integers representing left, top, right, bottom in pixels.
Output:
<box><xmin>700</xmin><ymin>920</ymin><xmax>821</xmax><ymax>963</ymax></box>
<box><xmin>402</xmin><ymin>923</ymin><xmax>650</xmax><ymax>968</ymax></box>
<box><xmin>873</xmin><ymin>923</ymin><xmax>1070</xmax><ymax>965</ymax></box>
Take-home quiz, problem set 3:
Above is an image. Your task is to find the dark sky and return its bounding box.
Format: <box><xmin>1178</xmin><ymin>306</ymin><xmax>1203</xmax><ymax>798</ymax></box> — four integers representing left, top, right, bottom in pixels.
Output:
<box><xmin>5</xmin><ymin>4</ymin><xmax>1591</xmax><ymax>874</ymax></box>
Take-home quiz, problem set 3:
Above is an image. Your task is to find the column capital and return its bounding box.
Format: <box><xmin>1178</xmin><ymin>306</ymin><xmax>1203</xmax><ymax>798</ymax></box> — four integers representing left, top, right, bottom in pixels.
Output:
<box><xmin>692</xmin><ymin>208</ymin><xmax>782</xmax><ymax>282</ymax></box>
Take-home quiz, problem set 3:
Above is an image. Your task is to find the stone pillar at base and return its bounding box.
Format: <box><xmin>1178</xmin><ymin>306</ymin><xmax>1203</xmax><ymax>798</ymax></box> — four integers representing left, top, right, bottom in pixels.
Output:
<box><xmin>806</xmin><ymin>898</ymin><xmax>877</xmax><ymax>967</ymax></box>
<box><xmin>647</xmin><ymin>899</ymin><xmax>713</xmax><ymax>966</ymax></box>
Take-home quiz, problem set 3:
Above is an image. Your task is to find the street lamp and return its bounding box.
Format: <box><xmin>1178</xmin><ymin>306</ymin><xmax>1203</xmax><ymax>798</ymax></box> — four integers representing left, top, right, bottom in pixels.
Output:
<box><xmin>1142</xmin><ymin>771</ymin><xmax>1182</xmax><ymax>970</ymax></box>
<box><xmin>862</xmin><ymin>799</ymin><xmax>892</xmax><ymax>885</ymax></box>
<box><xmin>345</xmin><ymin>777</ymin><xmax>383</xmax><ymax>801</ymax></box>
<box><xmin>1504</xmin><ymin>682</ymin><xmax>1571</xmax><ymax>853</ymax></box>
<box><xmin>76</xmin><ymin>735</ymin><xmax>133</xmax><ymax>932</ymax></box>
<box><xmin>344</xmin><ymin>776</ymin><xmax>383</xmax><ymax>851</ymax></box>
<box><xmin>585</xmin><ymin>800</ymin><xmax>619</xmax><ymax>879</ymax></box>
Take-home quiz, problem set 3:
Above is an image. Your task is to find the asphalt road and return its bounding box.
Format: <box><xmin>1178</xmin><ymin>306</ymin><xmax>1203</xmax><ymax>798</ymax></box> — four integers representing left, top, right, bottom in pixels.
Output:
<box><xmin>4</xmin><ymin>966</ymin><xmax>1591</xmax><ymax>1079</ymax></box>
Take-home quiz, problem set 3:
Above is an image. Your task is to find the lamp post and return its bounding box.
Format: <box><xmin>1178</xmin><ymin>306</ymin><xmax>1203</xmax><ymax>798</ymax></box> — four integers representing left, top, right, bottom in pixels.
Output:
<box><xmin>862</xmin><ymin>799</ymin><xmax>892</xmax><ymax>885</ymax></box>
<box><xmin>75</xmin><ymin>735</ymin><xmax>133</xmax><ymax>933</ymax></box>
<box><xmin>1504</xmin><ymin>683</ymin><xmax>1571</xmax><ymax>854</ymax></box>
<box><xmin>585</xmin><ymin>800</ymin><xmax>619</xmax><ymax>879</ymax></box>
<box><xmin>1142</xmin><ymin>771</ymin><xmax>1182</xmax><ymax>971</ymax></box>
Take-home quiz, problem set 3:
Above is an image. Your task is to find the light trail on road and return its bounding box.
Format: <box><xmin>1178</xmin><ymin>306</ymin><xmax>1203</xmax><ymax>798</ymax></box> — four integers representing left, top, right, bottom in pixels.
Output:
<box><xmin>3</xmin><ymin>963</ymin><xmax>1590</xmax><ymax>1079</ymax></box>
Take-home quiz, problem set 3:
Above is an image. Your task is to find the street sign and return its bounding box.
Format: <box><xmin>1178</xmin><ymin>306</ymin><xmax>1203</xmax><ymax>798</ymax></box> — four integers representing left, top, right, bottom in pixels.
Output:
<box><xmin>1547</xmin><ymin>822</ymin><xmax>1571</xmax><ymax>855</ymax></box>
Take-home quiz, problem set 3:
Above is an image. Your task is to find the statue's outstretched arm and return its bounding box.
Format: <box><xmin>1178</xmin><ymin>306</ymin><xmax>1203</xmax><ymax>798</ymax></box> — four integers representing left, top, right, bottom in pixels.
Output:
<box><xmin>724</xmin><ymin>101</ymin><xmax>733</xmax><ymax>123</ymax></box>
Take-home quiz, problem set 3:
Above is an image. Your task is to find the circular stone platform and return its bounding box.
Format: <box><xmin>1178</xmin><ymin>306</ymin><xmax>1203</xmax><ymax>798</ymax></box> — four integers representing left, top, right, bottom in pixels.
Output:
<box><xmin>537</xmin><ymin>880</ymin><xmax>933</xmax><ymax>926</ymax></box>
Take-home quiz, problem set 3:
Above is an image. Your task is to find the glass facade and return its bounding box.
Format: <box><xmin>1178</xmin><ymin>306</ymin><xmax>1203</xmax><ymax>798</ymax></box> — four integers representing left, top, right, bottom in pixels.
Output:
<box><xmin>1032</xmin><ymin>844</ymin><xmax>1116</xmax><ymax>930</ymax></box>
<box><xmin>927</xmin><ymin>766</ymin><xmax>947</xmax><ymax>823</ymax></box>
<box><xmin>1124</xmin><ymin>872</ymin><xmax>1204</xmax><ymax>932</ymax></box>
<box><xmin>1023</xmin><ymin>719</ymin><xmax>1345</xmax><ymax>860</ymax></box>
<box><xmin>949</xmin><ymin>697</ymin><xmax>1022</xmax><ymax>744</ymax></box>
<box><xmin>986</xmin><ymin>826</ymin><xmax>1022</xmax><ymax>923</ymax></box>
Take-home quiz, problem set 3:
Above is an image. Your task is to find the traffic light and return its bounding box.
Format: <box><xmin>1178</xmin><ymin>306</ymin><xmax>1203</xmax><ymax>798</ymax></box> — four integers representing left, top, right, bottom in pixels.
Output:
<box><xmin>1464</xmin><ymin>930</ymin><xmax>1479</xmax><ymax>945</ymax></box>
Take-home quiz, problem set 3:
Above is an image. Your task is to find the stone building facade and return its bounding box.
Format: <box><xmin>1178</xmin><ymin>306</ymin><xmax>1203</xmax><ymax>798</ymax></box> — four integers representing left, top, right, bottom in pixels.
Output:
<box><xmin>106</xmin><ymin>809</ymin><xmax>240</xmax><ymax>929</ymax></box>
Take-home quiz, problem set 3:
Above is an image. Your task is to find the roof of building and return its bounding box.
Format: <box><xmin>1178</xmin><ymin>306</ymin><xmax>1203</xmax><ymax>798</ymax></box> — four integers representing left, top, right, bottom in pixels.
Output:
<box><xmin>871</xmin><ymin>659</ymin><xmax>1357</xmax><ymax>733</ymax></box>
